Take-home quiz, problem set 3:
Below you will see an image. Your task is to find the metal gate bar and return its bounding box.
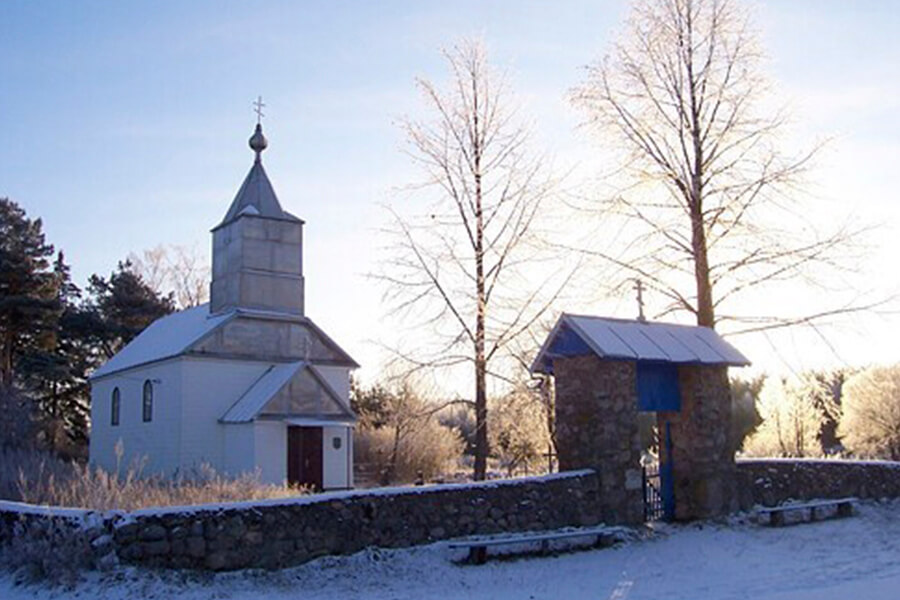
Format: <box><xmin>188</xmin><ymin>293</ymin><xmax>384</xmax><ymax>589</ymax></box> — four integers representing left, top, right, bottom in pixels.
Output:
<box><xmin>642</xmin><ymin>463</ymin><xmax>664</xmax><ymax>521</ymax></box>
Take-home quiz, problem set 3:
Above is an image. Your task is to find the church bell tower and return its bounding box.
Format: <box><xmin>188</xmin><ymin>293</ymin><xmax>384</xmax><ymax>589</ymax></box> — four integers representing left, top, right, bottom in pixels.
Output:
<box><xmin>209</xmin><ymin>118</ymin><xmax>305</xmax><ymax>316</ymax></box>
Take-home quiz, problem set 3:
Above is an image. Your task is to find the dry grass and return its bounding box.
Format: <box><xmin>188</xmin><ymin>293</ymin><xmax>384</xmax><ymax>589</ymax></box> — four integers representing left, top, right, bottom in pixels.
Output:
<box><xmin>1</xmin><ymin>446</ymin><xmax>301</xmax><ymax>512</ymax></box>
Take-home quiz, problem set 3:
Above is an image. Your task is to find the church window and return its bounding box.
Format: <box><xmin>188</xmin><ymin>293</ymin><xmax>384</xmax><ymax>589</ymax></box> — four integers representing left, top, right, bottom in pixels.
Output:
<box><xmin>111</xmin><ymin>388</ymin><xmax>120</xmax><ymax>426</ymax></box>
<box><xmin>142</xmin><ymin>380</ymin><xmax>154</xmax><ymax>422</ymax></box>
<box><xmin>332</xmin><ymin>436</ymin><xmax>342</xmax><ymax>450</ymax></box>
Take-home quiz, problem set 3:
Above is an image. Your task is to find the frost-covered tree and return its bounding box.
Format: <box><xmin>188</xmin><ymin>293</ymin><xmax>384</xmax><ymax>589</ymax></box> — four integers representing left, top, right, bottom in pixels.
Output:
<box><xmin>351</xmin><ymin>381</ymin><xmax>464</xmax><ymax>485</ymax></box>
<box><xmin>840</xmin><ymin>365</ymin><xmax>900</xmax><ymax>460</ymax></box>
<box><xmin>382</xmin><ymin>39</ymin><xmax>569</xmax><ymax>480</ymax></box>
<box><xmin>743</xmin><ymin>374</ymin><xmax>831</xmax><ymax>457</ymax></box>
<box><xmin>572</xmin><ymin>0</ymin><xmax>863</xmax><ymax>331</ymax></box>
<box><xmin>127</xmin><ymin>244</ymin><xmax>210</xmax><ymax>309</ymax></box>
<box><xmin>729</xmin><ymin>375</ymin><xmax>763</xmax><ymax>453</ymax></box>
<box><xmin>488</xmin><ymin>385</ymin><xmax>552</xmax><ymax>476</ymax></box>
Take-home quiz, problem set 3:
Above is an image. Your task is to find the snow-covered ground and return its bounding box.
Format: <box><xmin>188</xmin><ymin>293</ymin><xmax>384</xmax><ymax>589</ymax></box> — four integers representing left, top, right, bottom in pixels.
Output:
<box><xmin>3</xmin><ymin>500</ymin><xmax>900</xmax><ymax>600</ymax></box>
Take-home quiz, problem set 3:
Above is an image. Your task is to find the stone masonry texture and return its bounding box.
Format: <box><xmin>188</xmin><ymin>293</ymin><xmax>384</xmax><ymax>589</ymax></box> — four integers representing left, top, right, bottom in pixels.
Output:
<box><xmin>553</xmin><ymin>356</ymin><xmax>644</xmax><ymax>525</ymax></box>
<box><xmin>553</xmin><ymin>357</ymin><xmax>736</xmax><ymax>522</ymax></box>
<box><xmin>735</xmin><ymin>459</ymin><xmax>900</xmax><ymax>508</ymax></box>
<box><xmin>659</xmin><ymin>365</ymin><xmax>737</xmax><ymax>520</ymax></box>
<box><xmin>5</xmin><ymin>461</ymin><xmax>900</xmax><ymax>572</ymax></box>
<box><xmin>1</xmin><ymin>471</ymin><xmax>602</xmax><ymax>572</ymax></box>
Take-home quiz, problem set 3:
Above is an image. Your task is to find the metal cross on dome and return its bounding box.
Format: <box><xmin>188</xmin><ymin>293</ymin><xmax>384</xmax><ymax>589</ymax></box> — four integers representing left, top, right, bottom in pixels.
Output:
<box><xmin>253</xmin><ymin>96</ymin><xmax>266</xmax><ymax>124</ymax></box>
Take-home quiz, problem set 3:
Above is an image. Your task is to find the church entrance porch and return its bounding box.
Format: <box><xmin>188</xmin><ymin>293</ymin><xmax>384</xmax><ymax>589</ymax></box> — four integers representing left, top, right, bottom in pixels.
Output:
<box><xmin>288</xmin><ymin>426</ymin><xmax>323</xmax><ymax>490</ymax></box>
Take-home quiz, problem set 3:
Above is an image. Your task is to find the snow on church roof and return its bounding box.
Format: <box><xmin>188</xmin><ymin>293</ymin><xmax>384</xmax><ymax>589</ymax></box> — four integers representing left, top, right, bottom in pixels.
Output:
<box><xmin>531</xmin><ymin>313</ymin><xmax>750</xmax><ymax>375</ymax></box>
<box><xmin>90</xmin><ymin>304</ymin><xmax>359</xmax><ymax>380</ymax></box>
<box><xmin>90</xmin><ymin>304</ymin><xmax>231</xmax><ymax>380</ymax></box>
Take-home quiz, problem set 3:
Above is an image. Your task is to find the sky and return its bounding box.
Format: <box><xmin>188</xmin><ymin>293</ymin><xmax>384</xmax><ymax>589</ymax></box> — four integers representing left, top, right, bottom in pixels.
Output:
<box><xmin>2</xmin><ymin>1</ymin><xmax>899</xmax><ymax>386</ymax></box>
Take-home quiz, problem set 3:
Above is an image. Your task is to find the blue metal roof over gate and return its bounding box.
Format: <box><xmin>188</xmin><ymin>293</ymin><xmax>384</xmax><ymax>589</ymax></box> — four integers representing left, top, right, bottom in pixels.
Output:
<box><xmin>530</xmin><ymin>314</ymin><xmax>751</xmax><ymax>375</ymax></box>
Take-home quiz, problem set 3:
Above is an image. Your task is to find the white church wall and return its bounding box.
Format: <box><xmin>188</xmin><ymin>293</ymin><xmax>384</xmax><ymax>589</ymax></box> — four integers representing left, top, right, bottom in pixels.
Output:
<box><xmin>322</xmin><ymin>425</ymin><xmax>351</xmax><ymax>489</ymax></box>
<box><xmin>179</xmin><ymin>356</ymin><xmax>271</xmax><ymax>473</ymax></box>
<box><xmin>222</xmin><ymin>423</ymin><xmax>255</xmax><ymax>476</ymax></box>
<box><xmin>89</xmin><ymin>359</ymin><xmax>184</xmax><ymax>477</ymax></box>
<box><xmin>254</xmin><ymin>420</ymin><xmax>287</xmax><ymax>485</ymax></box>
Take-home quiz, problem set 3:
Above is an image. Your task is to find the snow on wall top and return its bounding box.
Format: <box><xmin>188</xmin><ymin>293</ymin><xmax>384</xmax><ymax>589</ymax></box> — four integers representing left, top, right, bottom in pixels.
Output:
<box><xmin>0</xmin><ymin>471</ymin><xmax>597</xmax><ymax>525</ymax></box>
<box><xmin>531</xmin><ymin>313</ymin><xmax>750</xmax><ymax>374</ymax></box>
<box><xmin>121</xmin><ymin>469</ymin><xmax>597</xmax><ymax>518</ymax></box>
<box><xmin>90</xmin><ymin>304</ymin><xmax>231</xmax><ymax>380</ymax></box>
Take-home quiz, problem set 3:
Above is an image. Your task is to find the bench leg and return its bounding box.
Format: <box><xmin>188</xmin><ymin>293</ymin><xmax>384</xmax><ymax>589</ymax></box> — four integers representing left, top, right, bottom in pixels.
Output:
<box><xmin>837</xmin><ymin>502</ymin><xmax>853</xmax><ymax>518</ymax></box>
<box><xmin>770</xmin><ymin>511</ymin><xmax>784</xmax><ymax>527</ymax></box>
<box><xmin>468</xmin><ymin>546</ymin><xmax>487</xmax><ymax>565</ymax></box>
<box><xmin>809</xmin><ymin>507</ymin><xmax>818</xmax><ymax>522</ymax></box>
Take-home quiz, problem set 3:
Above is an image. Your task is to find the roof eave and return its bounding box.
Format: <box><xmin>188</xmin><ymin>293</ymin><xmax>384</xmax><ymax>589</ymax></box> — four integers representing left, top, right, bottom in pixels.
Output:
<box><xmin>210</xmin><ymin>212</ymin><xmax>305</xmax><ymax>233</ymax></box>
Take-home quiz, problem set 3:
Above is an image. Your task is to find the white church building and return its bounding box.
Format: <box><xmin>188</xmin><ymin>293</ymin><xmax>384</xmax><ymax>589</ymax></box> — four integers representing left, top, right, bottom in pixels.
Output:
<box><xmin>89</xmin><ymin>122</ymin><xmax>358</xmax><ymax>490</ymax></box>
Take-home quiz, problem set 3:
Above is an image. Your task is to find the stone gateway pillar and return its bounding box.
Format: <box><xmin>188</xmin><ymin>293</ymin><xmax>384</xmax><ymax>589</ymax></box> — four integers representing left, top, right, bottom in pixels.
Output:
<box><xmin>553</xmin><ymin>355</ymin><xmax>644</xmax><ymax>525</ymax></box>
<box><xmin>658</xmin><ymin>365</ymin><xmax>738</xmax><ymax>520</ymax></box>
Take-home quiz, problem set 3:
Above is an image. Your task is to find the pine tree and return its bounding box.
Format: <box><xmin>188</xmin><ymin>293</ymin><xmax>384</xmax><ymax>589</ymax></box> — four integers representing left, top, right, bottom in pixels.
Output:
<box><xmin>86</xmin><ymin>261</ymin><xmax>175</xmax><ymax>359</ymax></box>
<box><xmin>18</xmin><ymin>253</ymin><xmax>94</xmax><ymax>450</ymax></box>
<box><xmin>0</xmin><ymin>198</ymin><xmax>62</xmax><ymax>387</ymax></box>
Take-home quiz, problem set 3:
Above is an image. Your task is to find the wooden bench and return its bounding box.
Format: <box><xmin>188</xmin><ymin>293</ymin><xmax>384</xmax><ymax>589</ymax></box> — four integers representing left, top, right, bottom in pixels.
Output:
<box><xmin>757</xmin><ymin>497</ymin><xmax>857</xmax><ymax>527</ymax></box>
<box><xmin>445</xmin><ymin>525</ymin><xmax>626</xmax><ymax>564</ymax></box>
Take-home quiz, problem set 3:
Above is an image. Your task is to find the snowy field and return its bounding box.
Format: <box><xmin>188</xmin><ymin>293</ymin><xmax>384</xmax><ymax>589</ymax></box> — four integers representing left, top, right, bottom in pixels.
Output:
<box><xmin>3</xmin><ymin>500</ymin><xmax>900</xmax><ymax>600</ymax></box>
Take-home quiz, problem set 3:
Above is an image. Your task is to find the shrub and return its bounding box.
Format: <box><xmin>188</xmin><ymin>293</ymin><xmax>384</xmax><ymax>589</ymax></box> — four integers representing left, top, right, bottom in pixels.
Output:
<box><xmin>0</xmin><ymin>516</ymin><xmax>95</xmax><ymax>587</ymax></box>
<box><xmin>1</xmin><ymin>446</ymin><xmax>298</xmax><ymax>511</ymax></box>
<box><xmin>355</xmin><ymin>418</ymin><xmax>463</xmax><ymax>485</ymax></box>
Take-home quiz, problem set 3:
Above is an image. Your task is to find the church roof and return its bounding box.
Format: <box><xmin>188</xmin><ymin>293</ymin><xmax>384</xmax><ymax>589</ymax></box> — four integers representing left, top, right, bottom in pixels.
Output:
<box><xmin>213</xmin><ymin>123</ymin><xmax>303</xmax><ymax>230</ymax></box>
<box><xmin>531</xmin><ymin>313</ymin><xmax>750</xmax><ymax>375</ymax></box>
<box><xmin>91</xmin><ymin>304</ymin><xmax>230</xmax><ymax>379</ymax></box>
<box><xmin>89</xmin><ymin>303</ymin><xmax>358</xmax><ymax>380</ymax></box>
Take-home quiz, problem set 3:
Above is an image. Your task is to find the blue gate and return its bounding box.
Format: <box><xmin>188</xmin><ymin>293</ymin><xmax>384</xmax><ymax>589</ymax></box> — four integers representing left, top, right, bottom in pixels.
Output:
<box><xmin>661</xmin><ymin>421</ymin><xmax>675</xmax><ymax>520</ymax></box>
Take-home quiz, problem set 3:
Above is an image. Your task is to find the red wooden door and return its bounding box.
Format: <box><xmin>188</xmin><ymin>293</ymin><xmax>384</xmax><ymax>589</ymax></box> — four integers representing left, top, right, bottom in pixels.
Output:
<box><xmin>287</xmin><ymin>426</ymin><xmax>323</xmax><ymax>491</ymax></box>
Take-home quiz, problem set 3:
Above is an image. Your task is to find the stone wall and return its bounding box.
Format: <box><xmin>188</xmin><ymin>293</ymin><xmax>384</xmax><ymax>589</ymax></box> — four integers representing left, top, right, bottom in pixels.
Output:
<box><xmin>553</xmin><ymin>356</ymin><xmax>643</xmax><ymax>525</ymax></box>
<box><xmin>659</xmin><ymin>365</ymin><xmax>737</xmax><ymax>520</ymax></box>
<box><xmin>0</xmin><ymin>470</ymin><xmax>601</xmax><ymax>572</ymax></box>
<box><xmin>736</xmin><ymin>459</ymin><xmax>900</xmax><ymax>508</ymax></box>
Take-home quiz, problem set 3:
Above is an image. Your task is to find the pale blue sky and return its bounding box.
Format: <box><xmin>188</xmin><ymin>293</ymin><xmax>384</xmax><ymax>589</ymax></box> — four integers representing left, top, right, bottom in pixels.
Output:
<box><xmin>2</xmin><ymin>1</ymin><xmax>899</xmax><ymax>378</ymax></box>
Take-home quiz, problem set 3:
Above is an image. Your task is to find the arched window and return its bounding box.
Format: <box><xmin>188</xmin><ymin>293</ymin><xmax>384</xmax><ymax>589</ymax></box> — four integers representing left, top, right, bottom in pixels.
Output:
<box><xmin>142</xmin><ymin>380</ymin><xmax>153</xmax><ymax>422</ymax></box>
<box><xmin>111</xmin><ymin>387</ymin><xmax>120</xmax><ymax>426</ymax></box>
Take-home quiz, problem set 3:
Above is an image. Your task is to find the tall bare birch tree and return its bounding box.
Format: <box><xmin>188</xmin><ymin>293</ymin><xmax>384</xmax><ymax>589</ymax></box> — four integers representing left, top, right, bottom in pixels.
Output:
<box><xmin>572</xmin><ymin>0</ymin><xmax>862</xmax><ymax>332</ymax></box>
<box><xmin>382</xmin><ymin>40</ymin><xmax>567</xmax><ymax>480</ymax></box>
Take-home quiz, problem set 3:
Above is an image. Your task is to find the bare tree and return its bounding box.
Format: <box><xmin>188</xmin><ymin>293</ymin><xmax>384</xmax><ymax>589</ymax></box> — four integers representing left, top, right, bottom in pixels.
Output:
<box><xmin>128</xmin><ymin>244</ymin><xmax>210</xmax><ymax>309</ymax></box>
<box><xmin>571</xmin><ymin>0</ymin><xmax>867</xmax><ymax>332</ymax></box>
<box><xmin>381</xmin><ymin>39</ymin><xmax>571</xmax><ymax>480</ymax></box>
<box><xmin>840</xmin><ymin>365</ymin><xmax>900</xmax><ymax>460</ymax></box>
